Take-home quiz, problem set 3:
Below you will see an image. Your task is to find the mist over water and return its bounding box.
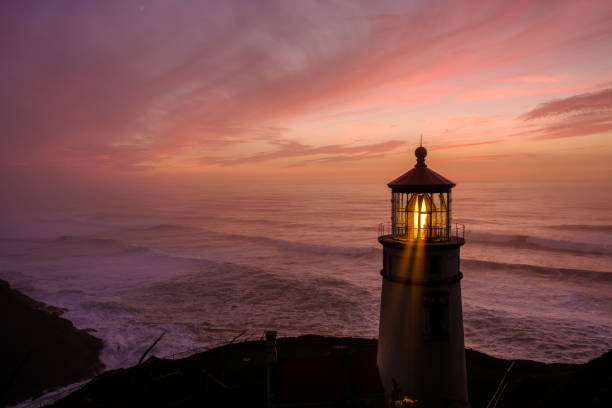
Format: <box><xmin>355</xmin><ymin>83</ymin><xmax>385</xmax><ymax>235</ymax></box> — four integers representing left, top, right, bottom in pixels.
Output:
<box><xmin>1</xmin><ymin>182</ymin><xmax>611</xmax><ymax>369</ymax></box>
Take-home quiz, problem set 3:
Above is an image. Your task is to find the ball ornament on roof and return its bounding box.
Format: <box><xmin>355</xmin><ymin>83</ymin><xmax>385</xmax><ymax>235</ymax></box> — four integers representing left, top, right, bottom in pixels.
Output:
<box><xmin>415</xmin><ymin>146</ymin><xmax>427</xmax><ymax>167</ymax></box>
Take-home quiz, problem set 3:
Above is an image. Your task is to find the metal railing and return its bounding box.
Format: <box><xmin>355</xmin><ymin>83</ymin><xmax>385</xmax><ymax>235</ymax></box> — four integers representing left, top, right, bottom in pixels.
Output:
<box><xmin>378</xmin><ymin>222</ymin><xmax>465</xmax><ymax>243</ymax></box>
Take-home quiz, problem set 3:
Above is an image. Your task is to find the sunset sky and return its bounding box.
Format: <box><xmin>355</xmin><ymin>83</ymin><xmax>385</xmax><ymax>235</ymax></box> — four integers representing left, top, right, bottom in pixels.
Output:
<box><xmin>2</xmin><ymin>0</ymin><xmax>612</xmax><ymax>192</ymax></box>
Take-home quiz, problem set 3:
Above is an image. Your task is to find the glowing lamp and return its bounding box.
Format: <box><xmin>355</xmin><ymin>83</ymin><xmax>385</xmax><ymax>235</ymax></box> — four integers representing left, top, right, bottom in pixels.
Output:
<box><xmin>386</xmin><ymin>145</ymin><xmax>454</xmax><ymax>241</ymax></box>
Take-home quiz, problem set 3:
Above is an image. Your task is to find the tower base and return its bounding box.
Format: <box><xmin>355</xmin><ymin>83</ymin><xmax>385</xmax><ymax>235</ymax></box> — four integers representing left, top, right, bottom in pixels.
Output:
<box><xmin>377</xmin><ymin>237</ymin><xmax>468</xmax><ymax>408</ymax></box>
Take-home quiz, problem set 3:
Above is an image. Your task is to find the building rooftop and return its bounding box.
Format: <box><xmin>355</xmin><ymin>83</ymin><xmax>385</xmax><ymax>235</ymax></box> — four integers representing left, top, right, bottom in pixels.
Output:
<box><xmin>388</xmin><ymin>146</ymin><xmax>455</xmax><ymax>192</ymax></box>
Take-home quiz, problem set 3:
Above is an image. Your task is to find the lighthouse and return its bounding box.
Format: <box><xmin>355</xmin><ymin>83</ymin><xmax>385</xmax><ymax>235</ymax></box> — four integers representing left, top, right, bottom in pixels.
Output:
<box><xmin>377</xmin><ymin>145</ymin><xmax>469</xmax><ymax>408</ymax></box>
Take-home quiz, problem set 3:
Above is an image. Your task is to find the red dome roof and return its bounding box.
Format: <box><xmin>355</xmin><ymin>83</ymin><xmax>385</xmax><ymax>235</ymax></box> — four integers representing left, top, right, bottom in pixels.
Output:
<box><xmin>388</xmin><ymin>146</ymin><xmax>455</xmax><ymax>192</ymax></box>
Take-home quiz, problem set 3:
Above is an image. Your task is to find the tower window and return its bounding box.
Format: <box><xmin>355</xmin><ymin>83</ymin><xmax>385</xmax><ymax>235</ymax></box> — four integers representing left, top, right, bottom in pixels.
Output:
<box><xmin>430</xmin><ymin>255</ymin><xmax>442</xmax><ymax>275</ymax></box>
<box><xmin>423</xmin><ymin>292</ymin><xmax>450</xmax><ymax>339</ymax></box>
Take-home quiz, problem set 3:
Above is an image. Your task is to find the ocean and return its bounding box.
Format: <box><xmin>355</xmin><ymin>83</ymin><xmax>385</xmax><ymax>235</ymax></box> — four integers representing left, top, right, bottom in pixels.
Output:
<box><xmin>1</xmin><ymin>182</ymin><xmax>611</xmax><ymax>370</ymax></box>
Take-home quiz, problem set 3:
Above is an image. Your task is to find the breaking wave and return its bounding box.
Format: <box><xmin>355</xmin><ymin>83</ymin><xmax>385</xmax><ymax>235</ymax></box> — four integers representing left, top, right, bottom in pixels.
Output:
<box><xmin>547</xmin><ymin>224</ymin><xmax>612</xmax><ymax>233</ymax></box>
<box><xmin>467</xmin><ymin>231</ymin><xmax>612</xmax><ymax>255</ymax></box>
<box><xmin>461</xmin><ymin>259</ymin><xmax>612</xmax><ymax>283</ymax></box>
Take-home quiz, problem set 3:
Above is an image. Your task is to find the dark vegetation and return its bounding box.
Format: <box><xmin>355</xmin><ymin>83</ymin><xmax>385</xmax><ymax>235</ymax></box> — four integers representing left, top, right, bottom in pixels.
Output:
<box><xmin>51</xmin><ymin>336</ymin><xmax>610</xmax><ymax>408</ymax></box>
<box><xmin>466</xmin><ymin>347</ymin><xmax>611</xmax><ymax>408</ymax></box>
<box><xmin>0</xmin><ymin>280</ymin><xmax>104</xmax><ymax>407</ymax></box>
<box><xmin>1</xmin><ymin>281</ymin><xmax>609</xmax><ymax>407</ymax></box>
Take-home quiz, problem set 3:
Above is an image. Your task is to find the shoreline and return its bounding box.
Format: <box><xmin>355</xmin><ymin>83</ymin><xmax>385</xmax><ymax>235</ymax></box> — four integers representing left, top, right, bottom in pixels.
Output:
<box><xmin>0</xmin><ymin>280</ymin><xmax>105</xmax><ymax>406</ymax></box>
<box><xmin>50</xmin><ymin>335</ymin><xmax>611</xmax><ymax>408</ymax></box>
<box><xmin>2</xmin><ymin>280</ymin><xmax>610</xmax><ymax>407</ymax></box>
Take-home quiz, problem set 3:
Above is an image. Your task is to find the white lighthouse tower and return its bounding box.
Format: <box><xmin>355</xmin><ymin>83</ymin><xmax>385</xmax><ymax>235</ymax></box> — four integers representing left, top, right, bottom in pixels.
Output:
<box><xmin>377</xmin><ymin>145</ymin><xmax>469</xmax><ymax>408</ymax></box>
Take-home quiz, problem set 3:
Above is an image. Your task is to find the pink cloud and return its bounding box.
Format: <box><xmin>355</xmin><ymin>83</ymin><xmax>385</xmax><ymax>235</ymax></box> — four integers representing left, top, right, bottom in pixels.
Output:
<box><xmin>457</xmin><ymin>84</ymin><xmax>585</xmax><ymax>102</ymax></box>
<box><xmin>456</xmin><ymin>153</ymin><xmax>533</xmax><ymax>161</ymax></box>
<box><xmin>2</xmin><ymin>1</ymin><xmax>612</xmax><ymax>175</ymax></box>
<box><xmin>205</xmin><ymin>139</ymin><xmax>407</xmax><ymax>166</ymax></box>
<box><xmin>528</xmin><ymin>112</ymin><xmax>612</xmax><ymax>140</ymax></box>
<box><xmin>500</xmin><ymin>74</ymin><xmax>567</xmax><ymax>83</ymax></box>
<box><xmin>520</xmin><ymin>88</ymin><xmax>612</xmax><ymax>120</ymax></box>
<box><xmin>287</xmin><ymin>153</ymin><xmax>388</xmax><ymax>168</ymax></box>
<box><xmin>426</xmin><ymin>115</ymin><xmax>494</xmax><ymax>136</ymax></box>
<box><xmin>515</xmin><ymin>87</ymin><xmax>612</xmax><ymax>140</ymax></box>
<box><xmin>431</xmin><ymin>139</ymin><xmax>508</xmax><ymax>150</ymax></box>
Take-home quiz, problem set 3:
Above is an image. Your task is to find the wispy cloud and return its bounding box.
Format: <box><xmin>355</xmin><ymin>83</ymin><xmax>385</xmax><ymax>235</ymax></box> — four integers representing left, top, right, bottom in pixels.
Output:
<box><xmin>287</xmin><ymin>153</ymin><xmax>388</xmax><ymax>168</ymax></box>
<box><xmin>204</xmin><ymin>139</ymin><xmax>407</xmax><ymax>166</ymax></box>
<box><xmin>521</xmin><ymin>88</ymin><xmax>612</xmax><ymax>120</ymax></box>
<box><xmin>500</xmin><ymin>74</ymin><xmax>567</xmax><ymax>84</ymax></box>
<box><xmin>431</xmin><ymin>139</ymin><xmax>508</xmax><ymax>150</ymax></box>
<box><xmin>456</xmin><ymin>153</ymin><xmax>534</xmax><ymax>161</ymax></box>
<box><xmin>1</xmin><ymin>0</ymin><xmax>612</xmax><ymax>177</ymax></box>
<box><xmin>528</xmin><ymin>112</ymin><xmax>612</xmax><ymax>140</ymax></box>
<box><xmin>519</xmin><ymin>87</ymin><xmax>612</xmax><ymax>140</ymax></box>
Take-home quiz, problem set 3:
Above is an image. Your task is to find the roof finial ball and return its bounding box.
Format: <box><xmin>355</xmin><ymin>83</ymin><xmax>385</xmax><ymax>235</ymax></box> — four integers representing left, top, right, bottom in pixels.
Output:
<box><xmin>414</xmin><ymin>145</ymin><xmax>427</xmax><ymax>167</ymax></box>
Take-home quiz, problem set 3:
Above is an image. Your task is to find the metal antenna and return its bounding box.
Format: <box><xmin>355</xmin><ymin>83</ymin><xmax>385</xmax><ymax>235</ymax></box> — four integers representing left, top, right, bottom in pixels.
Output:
<box><xmin>420</xmin><ymin>134</ymin><xmax>423</xmax><ymax>147</ymax></box>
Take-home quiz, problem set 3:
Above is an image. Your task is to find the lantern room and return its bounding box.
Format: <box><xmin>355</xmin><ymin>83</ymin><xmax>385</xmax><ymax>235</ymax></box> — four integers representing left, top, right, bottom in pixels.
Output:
<box><xmin>386</xmin><ymin>145</ymin><xmax>455</xmax><ymax>241</ymax></box>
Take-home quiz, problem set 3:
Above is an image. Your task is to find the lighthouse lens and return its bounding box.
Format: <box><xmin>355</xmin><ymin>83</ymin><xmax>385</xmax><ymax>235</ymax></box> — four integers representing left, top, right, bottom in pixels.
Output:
<box><xmin>419</xmin><ymin>198</ymin><xmax>428</xmax><ymax>229</ymax></box>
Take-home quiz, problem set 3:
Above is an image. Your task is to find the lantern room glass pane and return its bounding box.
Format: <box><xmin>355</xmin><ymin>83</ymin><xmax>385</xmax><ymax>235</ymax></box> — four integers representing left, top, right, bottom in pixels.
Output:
<box><xmin>391</xmin><ymin>191</ymin><xmax>451</xmax><ymax>241</ymax></box>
